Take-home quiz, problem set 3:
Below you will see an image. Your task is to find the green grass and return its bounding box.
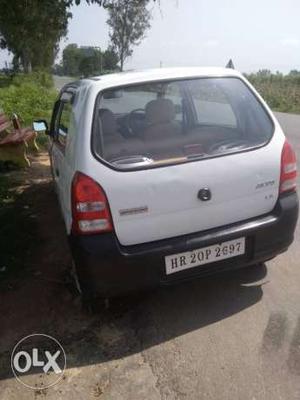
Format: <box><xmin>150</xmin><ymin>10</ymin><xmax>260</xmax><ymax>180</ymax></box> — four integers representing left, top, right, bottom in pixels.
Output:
<box><xmin>0</xmin><ymin>175</ymin><xmax>36</xmax><ymax>286</ymax></box>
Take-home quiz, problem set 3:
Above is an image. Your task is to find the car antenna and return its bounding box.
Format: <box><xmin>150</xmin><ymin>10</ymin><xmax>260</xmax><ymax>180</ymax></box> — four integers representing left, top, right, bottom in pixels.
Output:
<box><xmin>226</xmin><ymin>59</ymin><xmax>235</xmax><ymax>69</ymax></box>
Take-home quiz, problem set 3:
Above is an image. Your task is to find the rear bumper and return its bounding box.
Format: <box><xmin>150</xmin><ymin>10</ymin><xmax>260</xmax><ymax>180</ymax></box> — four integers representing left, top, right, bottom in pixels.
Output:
<box><xmin>69</xmin><ymin>192</ymin><xmax>299</xmax><ymax>297</ymax></box>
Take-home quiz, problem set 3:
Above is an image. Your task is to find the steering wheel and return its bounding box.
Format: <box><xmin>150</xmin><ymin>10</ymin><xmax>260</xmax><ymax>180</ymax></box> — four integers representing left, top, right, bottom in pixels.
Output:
<box><xmin>208</xmin><ymin>139</ymin><xmax>249</xmax><ymax>154</ymax></box>
<box><xmin>125</xmin><ymin>108</ymin><xmax>146</xmax><ymax>136</ymax></box>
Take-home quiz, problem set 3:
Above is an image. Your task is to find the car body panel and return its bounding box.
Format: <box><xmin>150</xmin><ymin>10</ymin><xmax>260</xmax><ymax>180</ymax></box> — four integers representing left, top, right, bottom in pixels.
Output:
<box><xmin>51</xmin><ymin>67</ymin><xmax>286</xmax><ymax>247</ymax></box>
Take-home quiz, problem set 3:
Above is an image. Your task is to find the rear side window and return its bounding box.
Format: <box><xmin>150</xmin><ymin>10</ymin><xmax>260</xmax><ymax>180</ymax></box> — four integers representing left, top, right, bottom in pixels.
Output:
<box><xmin>92</xmin><ymin>77</ymin><xmax>273</xmax><ymax>170</ymax></box>
<box><xmin>58</xmin><ymin>102</ymin><xmax>72</xmax><ymax>146</ymax></box>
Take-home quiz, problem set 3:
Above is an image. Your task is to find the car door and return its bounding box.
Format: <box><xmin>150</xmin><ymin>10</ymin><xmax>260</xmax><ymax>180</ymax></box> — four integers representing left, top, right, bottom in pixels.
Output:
<box><xmin>50</xmin><ymin>91</ymin><xmax>74</xmax><ymax>222</ymax></box>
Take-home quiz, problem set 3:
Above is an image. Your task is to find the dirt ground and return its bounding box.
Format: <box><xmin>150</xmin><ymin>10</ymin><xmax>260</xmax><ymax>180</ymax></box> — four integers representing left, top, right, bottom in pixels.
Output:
<box><xmin>0</xmin><ymin>153</ymin><xmax>162</xmax><ymax>399</ymax></box>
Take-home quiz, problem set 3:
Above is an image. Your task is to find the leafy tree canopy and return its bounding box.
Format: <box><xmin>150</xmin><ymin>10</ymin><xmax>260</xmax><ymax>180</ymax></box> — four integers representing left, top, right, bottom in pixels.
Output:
<box><xmin>107</xmin><ymin>0</ymin><xmax>152</xmax><ymax>70</ymax></box>
<box><xmin>61</xmin><ymin>44</ymin><xmax>119</xmax><ymax>76</ymax></box>
<box><xmin>103</xmin><ymin>47</ymin><xmax>119</xmax><ymax>70</ymax></box>
<box><xmin>0</xmin><ymin>0</ymin><xmax>71</xmax><ymax>72</ymax></box>
<box><xmin>71</xmin><ymin>0</ymin><xmax>156</xmax><ymax>6</ymax></box>
<box><xmin>0</xmin><ymin>0</ymin><xmax>156</xmax><ymax>72</ymax></box>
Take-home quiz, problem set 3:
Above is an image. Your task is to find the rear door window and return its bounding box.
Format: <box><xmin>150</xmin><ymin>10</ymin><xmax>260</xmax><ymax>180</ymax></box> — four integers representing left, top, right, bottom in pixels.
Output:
<box><xmin>52</xmin><ymin>91</ymin><xmax>74</xmax><ymax>149</ymax></box>
<box><xmin>58</xmin><ymin>102</ymin><xmax>72</xmax><ymax>147</ymax></box>
<box><xmin>92</xmin><ymin>77</ymin><xmax>274</xmax><ymax>170</ymax></box>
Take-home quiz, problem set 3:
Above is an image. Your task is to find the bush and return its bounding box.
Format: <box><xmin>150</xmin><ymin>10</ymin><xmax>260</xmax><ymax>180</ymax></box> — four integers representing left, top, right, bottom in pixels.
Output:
<box><xmin>11</xmin><ymin>71</ymin><xmax>54</xmax><ymax>89</ymax></box>
<box><xmin>246</xmin><ymin>71</ymin><xmax>300</xmax><ymax>114</ymax></box>
<box><xmin>0</xmin><ymin>71</ymin><xmax>57</xmax><ymax>127</ymax></box>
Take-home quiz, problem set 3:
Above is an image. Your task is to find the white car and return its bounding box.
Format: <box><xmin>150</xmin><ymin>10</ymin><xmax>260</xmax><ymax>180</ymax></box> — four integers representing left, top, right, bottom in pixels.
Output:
<box><xmin>37</xmin><ymin>67</ymin><xmax>298</xmax><ymax>299</ymax></box>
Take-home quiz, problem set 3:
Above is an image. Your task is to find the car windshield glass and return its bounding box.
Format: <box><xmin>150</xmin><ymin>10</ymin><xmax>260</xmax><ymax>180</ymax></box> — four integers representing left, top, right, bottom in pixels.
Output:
<box><xmin>92</xmin><ymin>77</ymin><xmax>274</xmax><ymax>170</ymax></box>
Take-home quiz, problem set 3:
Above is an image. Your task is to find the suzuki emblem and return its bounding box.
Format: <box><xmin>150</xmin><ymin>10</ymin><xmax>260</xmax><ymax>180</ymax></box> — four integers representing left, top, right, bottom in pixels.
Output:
<box><xmin>198</xmin><ymin>188</ymin><xmax>212</xmax><ymax>201</ymax></box>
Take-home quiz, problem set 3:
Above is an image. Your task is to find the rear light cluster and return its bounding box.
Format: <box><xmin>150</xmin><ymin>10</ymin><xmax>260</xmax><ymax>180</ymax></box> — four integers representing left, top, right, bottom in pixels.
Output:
<box><xmin>280</xmin><ymin>140</ymin><xmax>297</xmax><ymax>194</ymax></box>
<box><xmin>71</xmin><ymin>172</ymin><xmax>113</xmax><ymax>234</ymax></box>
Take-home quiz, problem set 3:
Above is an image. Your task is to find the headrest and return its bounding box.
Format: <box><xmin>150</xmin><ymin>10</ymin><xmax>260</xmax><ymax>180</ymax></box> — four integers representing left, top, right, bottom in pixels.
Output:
<box><xmin>145</xmin><ymin>99</ymin><xmax>176</xmax><ymax>125</ymax></box>
<box><xmin>99</xmin><ymin>108</ymin><xmax>117</xmax><ymax>135</ymax></box>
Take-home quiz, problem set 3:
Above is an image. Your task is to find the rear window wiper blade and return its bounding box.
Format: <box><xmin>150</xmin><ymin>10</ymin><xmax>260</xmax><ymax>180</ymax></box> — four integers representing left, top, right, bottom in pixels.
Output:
<box><xmin>110</xmin><ymin>155</ymin><xmax>154</xmax><ymax>168</ymax></box>
<box><xmin>186</xmin><ymin>152</ymin><xmax>206</xmax><ymax>160</ymax></box>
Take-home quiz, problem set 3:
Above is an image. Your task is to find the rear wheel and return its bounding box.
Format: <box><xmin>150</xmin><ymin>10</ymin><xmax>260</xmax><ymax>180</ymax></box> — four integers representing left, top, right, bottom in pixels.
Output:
<box><xmin>69</xmin><ymin>261</ymin><xmax>96</xmax><ymax>311</ymax></box>
<box><xmin>70</xmin><ymin>261</ymin><xmax>110</xmax><ymax>313</ymax></box>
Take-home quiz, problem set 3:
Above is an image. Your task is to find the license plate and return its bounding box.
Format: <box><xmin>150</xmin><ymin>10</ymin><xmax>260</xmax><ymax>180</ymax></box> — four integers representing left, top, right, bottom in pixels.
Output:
<box><xmin>165</xmin><ymin>237</ymin><xmax>246</xmax><ymax>275</ymax></box>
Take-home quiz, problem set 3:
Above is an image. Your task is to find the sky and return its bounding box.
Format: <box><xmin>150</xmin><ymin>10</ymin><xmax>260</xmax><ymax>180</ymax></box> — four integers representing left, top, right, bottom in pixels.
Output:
<box><xmin>1</xmin><ymin>0</ymin><xmax>300</xmax><ymax>73</ymax></box>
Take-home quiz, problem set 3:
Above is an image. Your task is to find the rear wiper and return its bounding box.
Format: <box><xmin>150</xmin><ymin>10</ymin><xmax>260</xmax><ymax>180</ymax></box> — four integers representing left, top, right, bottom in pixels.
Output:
<box><xmin>110</xmin><ymin>155</ymin><xmax>154</xmax><ymax>168</ymax></box>
<box><xmin>186</xmin><ymin>153</ymin><xmax>206</xmax><ymax>160</ymax></box>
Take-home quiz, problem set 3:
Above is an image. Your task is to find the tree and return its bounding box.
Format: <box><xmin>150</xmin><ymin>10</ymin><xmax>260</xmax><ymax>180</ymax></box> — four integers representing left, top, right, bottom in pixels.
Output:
<box><xmin>0</xmin><ymin>0</ymin><xmax>71</xmax><ymax>72</ymax></box>
<box><xmin>62</xmin><ymin>44</ymin><xmax>104</xmax><ymax>76</ymax></box>
<box><xmin>289</xmin><ymin>70</ymin><xmax>300</xmax><ymax>76</ymax></box>
<box><xmin>78</xmin><ymin>48</ymin><xmax>102</xmax><ymax>76</ymax></box>
<box><xmin>82</xmin><ymin>47</ymin><xmax>102</xmax><ymax>74</ymax></box>
<box><xmin>71</xmin><ymin>0</ymin><xmax>156</xmax><ymax>6</ymax></box>
<box><xmin>107</xmin><ymin>0</ymin><xmax>152</xmax><ymax>71</ymax></box>
<box><xmin>103</xmin><ymin>47</ymin><xmax>119</xmax><ymax>70</ymax></box>
<box><xmin>53</xmin><ymin>63</ymin><xmax>64</xmax><ymax>76</ymax></box>
<box><xmin>0</xmin><ymin>0</ymin><xmax>156</xmax><ymax>73</ymax></box>
<box><xmin>256</xmin><ymin>69</ymin><xmax>272</xmax><ymax>77</ymax></box>
<box><xmin>62</xmin><ymin>44</ymin><xmax>82</xmax><ymax>76</ymax></box>
<box><xmin>79</xmin><ymin>57</ymin><xmax>96</xmax><ymax>77</ymax></box>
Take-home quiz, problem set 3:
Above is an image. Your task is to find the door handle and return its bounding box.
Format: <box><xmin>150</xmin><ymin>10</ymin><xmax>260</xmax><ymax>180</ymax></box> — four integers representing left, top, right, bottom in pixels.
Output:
<box><xmin>55</xmin><ymin>168</ymin><xmax>60</xmax><ymax>177</ymax></box>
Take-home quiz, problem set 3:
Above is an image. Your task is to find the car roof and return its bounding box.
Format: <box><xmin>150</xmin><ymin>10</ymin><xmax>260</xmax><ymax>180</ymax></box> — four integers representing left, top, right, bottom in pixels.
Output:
<box><xmin>63</xmin><ymin>67</ymin><xmax>243</xmax><ymax>92</ymax></box>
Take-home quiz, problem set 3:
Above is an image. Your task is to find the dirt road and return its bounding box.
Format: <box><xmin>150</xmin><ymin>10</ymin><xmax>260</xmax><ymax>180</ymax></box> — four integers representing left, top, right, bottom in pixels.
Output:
<box><xmin>0</xmin><ymin>113</ymin><xmax>300</xmax><ymax>399</ymax></box>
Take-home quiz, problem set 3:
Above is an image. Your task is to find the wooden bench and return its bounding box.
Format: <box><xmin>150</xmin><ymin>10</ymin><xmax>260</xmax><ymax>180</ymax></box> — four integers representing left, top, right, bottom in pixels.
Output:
<box><xmin>0</xmin><ymin>113</ymin><xmax>38</xmax><ymax>167</ymax></box>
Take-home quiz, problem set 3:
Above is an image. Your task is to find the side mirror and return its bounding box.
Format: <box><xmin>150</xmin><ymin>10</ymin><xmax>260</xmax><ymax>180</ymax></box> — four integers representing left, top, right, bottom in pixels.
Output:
<box><xmin>33</xmin><ymin>120</ymin><xmax>49</xmax><ymax>134</ymax></box>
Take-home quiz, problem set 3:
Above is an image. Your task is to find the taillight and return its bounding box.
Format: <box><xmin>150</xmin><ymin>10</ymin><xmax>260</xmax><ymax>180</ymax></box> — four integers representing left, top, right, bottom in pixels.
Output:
<box><xmin>71</xmin><ymin>172</ymin><xmax>113</xmax><ymax>235</ymax></box>
<box><xmin>280</xmin><ymin>140</ymin><xmax>297</xmax><ymax>194</ymax></box>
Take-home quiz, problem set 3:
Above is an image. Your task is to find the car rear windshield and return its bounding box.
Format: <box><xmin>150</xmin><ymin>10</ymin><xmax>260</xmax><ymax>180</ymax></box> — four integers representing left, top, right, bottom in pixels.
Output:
<box><xmin>92</xmin><ymin>77</ymin><xmax>274</xmax><ymax>170</ymax></box>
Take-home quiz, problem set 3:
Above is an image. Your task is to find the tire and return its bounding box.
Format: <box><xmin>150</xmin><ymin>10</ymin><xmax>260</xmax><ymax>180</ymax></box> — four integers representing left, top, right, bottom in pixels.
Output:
<box><xmin>70</xmin><ymin>261</ymin><xmax>96</xmax><ymax>312</ymax></box>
